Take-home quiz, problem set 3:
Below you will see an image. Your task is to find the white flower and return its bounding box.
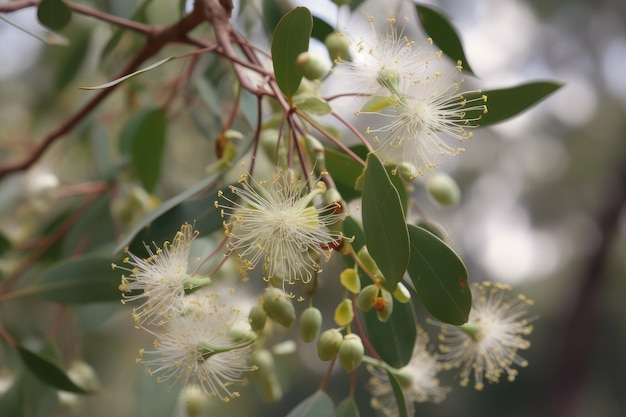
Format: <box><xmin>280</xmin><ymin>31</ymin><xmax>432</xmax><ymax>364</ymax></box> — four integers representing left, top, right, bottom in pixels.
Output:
<box><xmin>431</xmin><ymin>281</ymin><xmax>535</xmax><ymax>390</ymax></box>
<box><xmin>115</xmin><ymin>223</ymin><xmax>209</xmax><ymax>325</ymax></box>
<box><xmin>363</xmin><ymin>66</ymin><xmax>487</xmax><ymax>178</ymax></box>
<box><xmin>216</xmin><ymin>171</ymin><xmax>344</xmax><ymax>284</ymax></box>
<box><xmin>367</xmin><ymin>329</ymin><xmax>450</xmax><ymax>417</ymax></box>
<box><xmin>138</xmin><ymin>287</ymin><xmax>256</xmax><ymax>401</ymax></box>
<box><xmin>333</xmin><ymin>17</ymin><xmax>431</xmax><ymax>101</ymax></box>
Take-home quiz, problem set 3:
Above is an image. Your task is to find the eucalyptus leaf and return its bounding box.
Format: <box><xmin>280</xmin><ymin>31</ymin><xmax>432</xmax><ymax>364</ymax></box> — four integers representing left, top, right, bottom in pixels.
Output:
<box><xmin>334</xmin><ymin>397</ymin><xmax>360</xmax><ymax>417</ymax></box>
<box><xmin>16</xmin><ymin>345</ymin><xmax>88</xmax><ymax>394</ymax></box>
<box><xmin>130</xmin><ymin>107</ymin><xmax>167</xmax><ymax>193</ymax></box>
<box><xmin>387</xmin><ymin>369</ymin><xmax>408</xmax><ymax>417</ymax></box>
<box><xmin>312</xmin><ymin>15</ymin><xmax>334</xmax><ymax>43</ymax></box>
<box><xmin>407</xmin><ymin>224</ymin><xmax>471</xmax><ymax>325</ymax></box>
<box><xmin>35</xmin><ymin>256</ymin><xmax>121</xmax><ymax>304</ymax></box>
<box><xmin>80</xmin><ymin>56</ymin><xmax>178</xmax><ymax>90</ymax></box>
<box><xmin>324</xmin><ymin>147</ymin><xmax>366</xmax><ymax>201</ymax></box>
<box><xmin>286</xmin><ymin>390</ymin><xmax>334</xmax><ymax>417</ymax></box>
<box><xmin>461</xmin><ymin>81</ymin><xmax>563</xmax><ymax>127</ymax></box>
<box><xmin>415</xmin><ymin>3</ymin><xmax>473</xmax><ymax>75</ymax></box>
<box><xmin>271</xmin><ymin>7</ymin><xmax>313</xmax><ymax>99</ymax></box>
<box><xmin>361</xmin><ymin>153</ymin><xmax>410</xmax><ymax>290</ymax></box>
<box><xmin>294</xmin><ymin>96</ymin><xmax>332</xmax><ymax>115</ymax></box>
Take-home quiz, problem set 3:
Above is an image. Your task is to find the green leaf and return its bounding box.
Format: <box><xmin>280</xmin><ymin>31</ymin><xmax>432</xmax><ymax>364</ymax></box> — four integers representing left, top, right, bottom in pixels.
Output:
<box><xmin>311</xmin><ymin>15</ymin><xmax>334</xmax><ymax>43</ymax></box>
<box><xmin>324</xmin><ymin>147</ymin><xmax>365</xmax><ymax>201</ymax></box>
<box><xmin>80</xmin><ymin>56</ymin><xmax>178</xmax><ymax>90</ymax></box>
<box><xmin>415</xmin><ymin>3</ymin><xmax>474</xmax><ymax>75</ymax></box>
<box><xmin>271</xmin><ymin>7</ymin><xmax>313</xmax><ymax>99</ymax></box>
<box><xmin>37</xmin><ymin>0</ymin><xmax>72</xmax><ymax>31</ymax></box>
<box><xmin>286</xmin><ymin>390</ymin><xmax>334</xmax><ymax>417</ymax></box>
<box><xmin>61</xmin><ymin>194</ymin><xmax>115</xmax><ymax>257</ymax></box>
<box><xmin>16</xmin><ymin>345</ymin><xmax>88</xmax><ymax>393</ymax></box>
<box><xmin>0</xmin><ymin>232</ymin><xmax>11</xmax><ymax>255</ymax></box>
<box><xmin>387</xmin><ymin>369</ymin><xmax>408</xmax><ymax>417</ymax></box>
<box><xmin>0</xmin><ymin>368</ymin><xmax>56</xmax><ymax>417</ymax></box>
<box><xmin>360</xmin><ymin>95</ymin><xmax>396</xmax><ymax>113</ymax></box>
<box><xmin>361</xmin><ymin>153</ymin><xmax>409</xmax><ymax>289</ymax></box>
<box><xmin>294</xmin><ymin>97</ymin><xmax>332</xmax><ymax>115</ymax></box>
<box><xmin>262</xmin><ymin>0</ymin><xmax>290</xmax><ymax>33</ymax></box>
<box><xmin>362</xmin><ymin>297</ymin><xmax>417</xmax><ymax>368</ymax></box>
<box><xmin>130</xmin><ymin>107</ymin><xmax>168</xmax><ymax>192</ymax></box>
<box><xmin>35</xmin><ymin>257</ymin><xmax>121</xmax><ymax>304</ymax></box>
<box><xmin>335</xmin><ymin>397</ymin><xmax>359</xmax><ymax>417</ymax></box>
<box><xmin>462</xmin><ymin>81</ymin><xmax>563</xmax><ymax>127</ymax></box>
<box><xmin>407</xmin><ymin>224</ymin><xmax>470</xmax><ymax>325</ymax></box>
<box><xmin>54</xmin><ymin>28</ymin><xmax>89</xmax><ymax>90</ymax></box>
<box><xmin>119</xmin><ymin>107</ymin><xmax>154</xmax><ymax>155</ymax></box>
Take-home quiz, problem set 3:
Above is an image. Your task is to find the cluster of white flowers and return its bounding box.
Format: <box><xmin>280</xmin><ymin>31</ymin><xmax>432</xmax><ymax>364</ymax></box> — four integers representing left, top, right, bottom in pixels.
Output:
<box><xmin>366</xmin><ymin>282</ymin><xmax>534</xmax><ymax>416</ymax></box>
<box><xmin>334</xmin><ymin>17</ymin><xmax>488</xmax><ymax>178</ymax></box>
<box><xmin>114</xmin><ymin>224</ymin><xmax>256</xmax><ymax>401</ymax></box>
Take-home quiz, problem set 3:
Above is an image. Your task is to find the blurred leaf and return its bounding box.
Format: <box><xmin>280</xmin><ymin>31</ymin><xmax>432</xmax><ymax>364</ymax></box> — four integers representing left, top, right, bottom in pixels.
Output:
<box><xmin>37</xmin><ymin>0</ymin><xmax>72</xmax><ymax>31</ymax></box>
<box><xmin>0</xmin><ymin>15</ymin><xmax>68</xmax><ymax>45</ymax></box>
<box><xmin>130</xmin><ymin>107</ymin><xmax>167</xmax><ymax>192</ymax></box>
<box><xmin>286</xmin><ymin>390</ymin><xmax>334</xmax><ymax>417</ymax></box>
<box><xmin>324</xmin><ymin>147</ymin><xmax>365</xmax><ymax>201</ymax></box>
<box><xmin>80</xmin><ymin>56</ymin><xmax>178</xmax><ymax>90</ymax></box>
<box><xmin>0</xmin><ymin>232</ymin><xmax>11</xmax><ymax>255</ymax></box>
<box><xmin>61</xmin><ymin>195</ymin><xmax>115</xmax><ymax>257</ymax></box>
<box><xmin>295</xmin><ymin>97</ymin><xmax>332</xmax><ymax>115</ymax></box>
<box><xmin>115</xmin><ymin>172</ymin><xmax>221</xmax><ymax>253</ymax></box>
<box><xmin>262</xmin><ymin>0</ymin><xmax>291</xmax><ymax>33</ymax></box>
<box><xmin>348</xmin><ymin>0</ymin><xmax>367</xmax><ymax>10</ymax></box>
<box><xmin>387</xmin><ymin>369</ymin><xmax>408</xmax><ymax>417</ymax></box>
<box><xmin>119</xmin><ymin>107</ymin><xmax>154</xmax><ymax>155</ymax></box>
<box><xmin>35</xmin><ymin>257</ymin><xmax>121</xmax><ymax>304</ymax></box>
<box><xmin>415</xmin><ymin>3</ymin><xmax>474</xmax><ymax>75</ymax></box>
<box><xmin>138</xmin><ymin>368</ymin><xmax>180</xmax><ymax>417</ymax></box>
<box><xmin>335</xmin><ymin>397</ymin><xmax>359</xmax><ymax>417</ymax></box>
<box><xmin>407</xmin><ymin>224</ymin><xmax>470</xmax><ymax>325</ymax></box>
<box><xmin>53</xmin><ymin>28</ymin><xmax>89</xmax><ymax>90</ymax></box>
<box><xmin>362</xmin><ymin>297</ymin><xmax>417</xmax><ymax>368</ymax></box>
<box><xmin>0</xmin><ymin>368</ymin><xmax>56</xmax><ymax>417</ymax></box>
<box><xmin>16</xmin><ymin>345</ymin><xmax>88</xmax><ymax>393</ymax></box>
<box><xmin>271</xmin><ymin>7</ymin><xmax>313</xmax><ymax>99</ymax></box>
<box><xmin>101</xmin><ymin>0</ymin><xmax>155</xmax><ymax>59</ymax></box>
<box><xmin>462</xmin><ymin>81</ymin><xmax>563</xmax><ymax>127</ymax></box>
<box><xmin>311</xmin><ymin>15</ymin><xmax>334</xmax><ymax>43</ymax></box>
<box><xmin>361</xmin><ymin>153</ymin><xmax>409</xmax><ymax>290</ymax></box>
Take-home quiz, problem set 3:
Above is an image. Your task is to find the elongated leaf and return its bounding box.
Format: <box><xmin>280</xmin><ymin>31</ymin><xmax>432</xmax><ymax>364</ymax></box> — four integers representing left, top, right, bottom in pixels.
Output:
<box><xmin>0</xmin><ymin>232</ymin><xmax>11</xmax><ymax>255</ymax></box>
<box><xmin>312</xmin><ymin>16</ymin><xmax>334</xmax><ymax>43</ymax></box>
<box><xmin>286</xmin><ymin>390</ymin><xmax>334</xmax><ymax>417</ymax></box>
<box><xmin>294</xmin><ymin>97</ymin><xmax>332</xmax><ymax>115</ymax></box>
<box><xmin>362</xmin><ymin>298</ymin><xmax>417</xmax><ymax>368</ymax></box>
<box><xmin>324</xmin><ymin>147</ymin><xmax>366</xmax><ymax>201</ymax></box>
<box><xmin>37</xmin><ymin>0</ymin><xmax>72</xmax><ymax>31</ymax></box>
<box><xmin>0</xmin><ymin>15</ymin><xmax>68</xmax><ymax>45</ymax></box>
<box><xmin>271</xmin><ymin>7</ymin><xmax>313</xmax><ymax>99</ymax></box>
<box><xmin>16</xmin><ymin>346</ymin><xmax>88</xmax><ymax>393</ymax></box>
<box><xmin>361</xmin><ymin>153</ymin><xmax>409</xmax><ymax>290</ymax></box>
<box><xmin>387</xmin><ymin>370</ymin><xmax>408</xmax><ymax>417</ymax></box>
<box><xmin>462</xmin><ymin>81</ymin><xmax>563</xmax><ymax>127</ymax></box>
<box><xmin>80</xmin><ymin>56</ymin><xmax>178</xmax><ymax>90</ymax></box>
<box><xmin>416</xmin><ymin>3</ymin><xmax>474</xmax><ymax>75</ymax></box>
<box><xmin>0</xmin><ymin>367</ymin><xmax>56</xmax><ymax>417</ymax></box>
<box><xmin>35</xmin><ymin>257</ymin><xmax>121</xmax><ymax>304</ymax></box>
<box><xmin>131</xmin><ymin>107</ymin><xmax>167</xmax><ymax>192</ymax></box>
<box><xmin>335</xmin><ymin>397</ymin><xmax>359</xmax><ymax>417</ymax></box>
<box><xmin>407</xmin><ymin>225</ymin><xmax>470</xmax><ymax>325</ymax></box>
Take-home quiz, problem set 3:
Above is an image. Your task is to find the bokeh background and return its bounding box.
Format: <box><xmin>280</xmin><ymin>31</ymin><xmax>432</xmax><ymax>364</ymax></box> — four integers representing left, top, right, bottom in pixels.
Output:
<box><xmin>1</xmin><ymin>0</ymin><xmax>625</xmax><ymax>416</ymax></box>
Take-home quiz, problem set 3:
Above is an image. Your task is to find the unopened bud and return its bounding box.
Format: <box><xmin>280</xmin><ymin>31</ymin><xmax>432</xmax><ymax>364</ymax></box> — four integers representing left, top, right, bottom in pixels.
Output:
<box><xmin>339</xmin><ymin>268</ymin><xmax>360</xmax><ymax>294</ymax></box>
<box><xmin>182</xmin><ymin>385</ymin><xmax>209</xmax><ymax>417</ymax></box>
<box><xmin>392</xmin><ymin>367</ymin><xmax>414</xmax><ymax>389</ymax></box>
<box><xmin>249</xmin><ymin>349</ymin><xmax>283</xmax><ymax>403</ymax></box>
<box><xmin>397</xmin><ymin>162</ymin><xmax>418</xmax><ymax>182</ymax></box>
<box><xmin>393</xmin><ymin>282</ymin><xmax>411</xmax><ymax>304</ymax></box>
<box><xmin>338</xmin><ymin>334</ymin><xmax>364</xmax><ymax>372</ymax></box>
<box><xmin>426</xmin><ymin>173</ymin><xmax>461</xmax><ymax>206</ymax></box>
<box><xmin>299</xmin><ymin>306</ymin><xmax>323</xmax><ymax>343</ymax></box>
<box><xmin>356</xmin><ymin>284</ymin><xmax>379</xmax><ymax>312</ymax></box>
<box><xmin>325</xmin><ymin>31</ymin><xmax>351</xmax><ymax>62</ymax></box>
<box><xmin>317</xmin><ymin>328</ymin><xmax>343</xmax><ymax>361</ymax></box>
<box><xmin>334</xmin><ymin>298</ymin><xmax>354</xmax><ymax>326</ymax></box>
<box><xmin>262</xmin><ymin>287</ymin><xmax>296</xmax><ymax>328</ymax></box>
<box><xmin>249</xmin><ymin>304</ymin><xmax>267</xmax><ymax>332</ymax></box>
<box><xmin>375</xmin><ymin>290</ymin><xmax>393</xmax><ymax>323</ymax></box>
<box><xmin>296</xmin><ymin>52</ymin><xmax>330</xmax><ymax>81</ymax></box>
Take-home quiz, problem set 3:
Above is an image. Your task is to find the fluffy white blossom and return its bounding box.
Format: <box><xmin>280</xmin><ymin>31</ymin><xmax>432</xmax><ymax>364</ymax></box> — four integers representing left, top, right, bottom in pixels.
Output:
<box><xmin>216</xmin><ymin>171</ymin><xmax>344</xmax><ymax>283</ymax></box>
<box><xmin>115</xmin><ymin>223</ymin><xmax>209</xmax><ymax>325</ymax></box>
<box><xmin>367</xmin><ymin>328</ymin><xmax>450</xmax><ymax>417</ymax></box>
<box><xmin>138</xmin><ymin>287</ymin><xmax>256</xmax><ymax>401</ymax></box>
<box><xmin>431</xmin><ymin>282</ymin><xmax>535</xmax><ymax>390</ymax></box>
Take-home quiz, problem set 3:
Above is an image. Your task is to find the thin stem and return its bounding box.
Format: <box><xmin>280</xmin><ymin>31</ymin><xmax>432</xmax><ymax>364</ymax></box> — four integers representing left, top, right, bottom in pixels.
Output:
<box><xmin>319</xmin><ymin>355</ymin><xmax>337</xmax><ymax>391</ymax></box>
<box><xmin>331</xmin><ymin>111</ymin><xmax>374</xmax><ymax>152</ymax></box>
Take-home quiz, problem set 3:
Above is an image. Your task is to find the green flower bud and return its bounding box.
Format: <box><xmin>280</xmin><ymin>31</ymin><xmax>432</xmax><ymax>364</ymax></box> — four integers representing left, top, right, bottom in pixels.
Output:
<box><xmin>397</xmin><ymin>162</ymin><xmax>418</xmax><ymax>182</ymax></box>
<box><xmin>317</xmin><ymin>328</ymin><xmax>343</xmax><ymax>361</ymax></box>
<box><xmin>260</xmin><ymin>372</ymin><xmax>283</xmax><ymax>403</ymax></box>
<box><xmin>262</xmin><ymin>287</ymin><xmax>296</xmax><ymax>328</ymax></box>
<box><xmin>338</xmin><ymin>334</ymin><xmax>364</xmax><ymax>372</ymax></box>
<box><xmin>67</xmin><ymin>360</ymin><xmax>100</xmax><ymax>392</ymax></box>
<box><xmin>392</xmin><ymin>282</ymin><xmax>411</xmax><ymax>304</ymax></box>
<box><xmin>334</xmin><ymin>298</ymin><xmax>354</xmax><ymax>326</ymax></box>
<box><xmin>426</xmin><ymin>173</ymin><xmax>461</xmax><ymax>207</ymax></box>
<box><xmin>249</xmin><ymin>349</ymin><xmax>283</xmax><ymax>403</ymax></box>
<box><xmin>375</xmin><ymin>290</ymin><xmax>394</xmax><ymax>323</ymax></box>
<box><xmin>356</xmin><ymin>284</ymin><xmax>379</xmax><ymax>312</ymax></box>
<box><xmin>299</xmin><ymin>306</ymin><xmax>323</xmax><ymax>343</ymax></box>
<box><xmin>249</xmin><ymin>304</ymin><xmax>267</xmax><ymax>332</ymax></box>
<box><xmin>357</xmin><ymin>246</ymin><xmax>382</xmax><ymax>277</ymax></box>
<box><xmin>339</xmin><ymin>268</ymin><xmax>360</xmax><ymax>294</ymax></box>
<box><xmin>325</xmin><ymin>31</ymin><xmax>351</xmax><ymax>62</ymax></box>
<box><xmin>182</xmin><ymin>385</ymin><xmax>209</xmax><ymax>417</ymax></box>
<box><xmin>392</xmin><ymin>367</ymin><xmax>414</xmax><ymax>390</ymax></box>
<box><xmin>296</xmin><ymin>52</ymin><xmax>330</xmax><ymax>81</ymax></box>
